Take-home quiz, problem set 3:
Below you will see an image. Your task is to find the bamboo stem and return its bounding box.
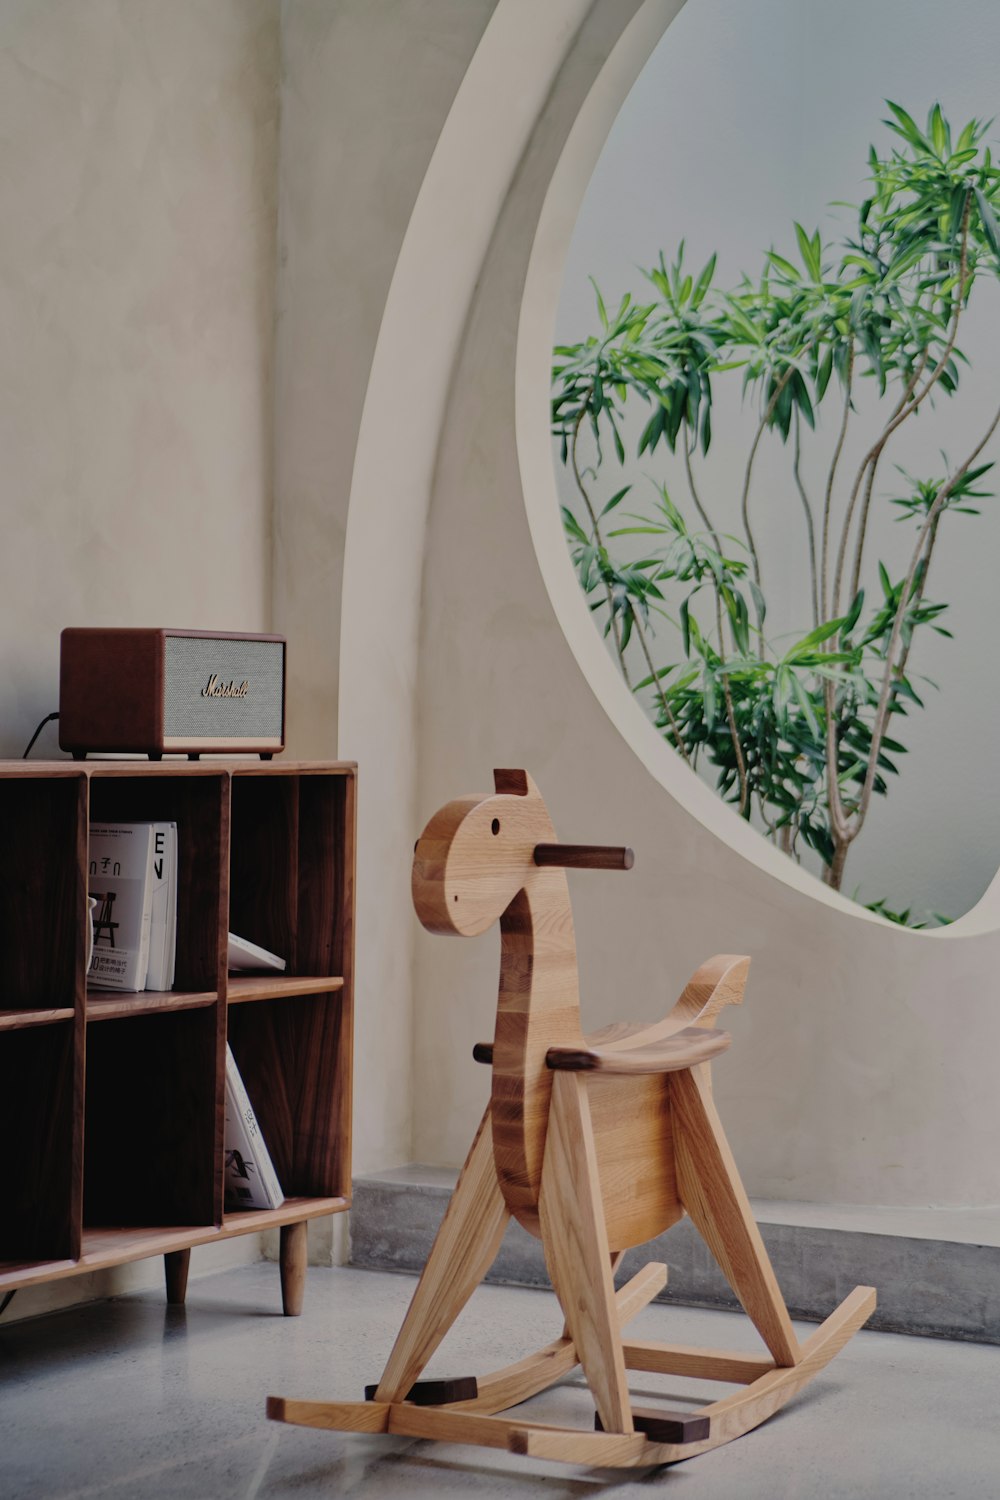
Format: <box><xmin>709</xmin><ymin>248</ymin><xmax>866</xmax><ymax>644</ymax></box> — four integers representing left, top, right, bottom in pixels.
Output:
<box><xmin>832</xmin><ymin>192</ymin><xmax>971</xmax><ymax>621</ymax></box>
<box><xmin>571</xmin><ymin>398</ymin><xmax>631</xmax><ymax>689</ymax></box>
<box><xmin>851</xmin><ymin>398</ymin><xmax>1000</xmax><ymax>835</ymax></box>
<box><xmin>792</xmin><ymin>407</ymin><xmax>820</xmax><ymax>630</ymax></box>
<box><xmin>682</xmin><ymin>431</ymin><xmax>748</xmax><ymax>813</ymax></box>
<box><xmin>741</xmin><ymin>366</ymin><xmax>795</xmax><ymax>592</ymax></box>
<box><xmin>820</xmin><ymin>342</ymin><xmax>854</xmax><ymax>624</ymax></box>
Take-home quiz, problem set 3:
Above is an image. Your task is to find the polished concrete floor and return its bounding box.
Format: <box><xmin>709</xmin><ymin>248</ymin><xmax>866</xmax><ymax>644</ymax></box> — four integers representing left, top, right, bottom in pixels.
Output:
<box><xmin>1</xmin><ymin>1261</ymin><xmax>999</xmax><ymax>1499</ymax></box>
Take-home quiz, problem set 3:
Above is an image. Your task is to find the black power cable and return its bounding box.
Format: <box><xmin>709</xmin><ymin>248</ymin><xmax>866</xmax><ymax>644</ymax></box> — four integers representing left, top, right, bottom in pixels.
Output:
<box><xmin>22</xmin><ymin>711</ymin><xmax>59</xmax><ymax>759</ymax></box>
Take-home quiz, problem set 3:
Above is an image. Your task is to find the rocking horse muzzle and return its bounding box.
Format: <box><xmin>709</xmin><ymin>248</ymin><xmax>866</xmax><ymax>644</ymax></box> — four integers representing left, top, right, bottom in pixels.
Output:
<box><xmin>533</xmin><ymin>844</ymin><xmax>634</xmax><ymax>869</ymax></box>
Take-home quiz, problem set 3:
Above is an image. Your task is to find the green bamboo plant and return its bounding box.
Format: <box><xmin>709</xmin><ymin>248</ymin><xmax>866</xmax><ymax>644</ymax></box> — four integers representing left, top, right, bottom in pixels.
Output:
<box><xmin>552</xmin><ymin>104</ymin><xmax>1000</xmax><ymax>901</ymax></box>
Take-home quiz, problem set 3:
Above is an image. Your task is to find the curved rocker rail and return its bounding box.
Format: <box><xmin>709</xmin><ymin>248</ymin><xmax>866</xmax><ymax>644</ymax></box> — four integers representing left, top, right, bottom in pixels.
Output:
<box><xmin>267</xmin><ymin>1284</ymin><xmax>875</xmax><ymax>1468</ymax></box>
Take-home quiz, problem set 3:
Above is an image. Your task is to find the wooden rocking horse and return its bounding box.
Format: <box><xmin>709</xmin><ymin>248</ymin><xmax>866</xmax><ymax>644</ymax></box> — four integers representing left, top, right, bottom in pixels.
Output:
<box><xmin>268</xmin><ymin>770</ymin><xmax>875</xmax><ymax>1468</ymax></box>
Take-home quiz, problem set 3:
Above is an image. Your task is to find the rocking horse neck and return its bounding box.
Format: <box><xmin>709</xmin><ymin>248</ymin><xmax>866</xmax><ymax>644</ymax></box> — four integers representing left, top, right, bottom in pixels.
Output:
<box><xmin>497</xmin><ymin>875</ymin><xmax>581</xmax><ymax>1019</ymax></box>
<box><xmin>491</xmin><ymin>874</ymin><xmax>583</xmax><ymax>1232</ymax></box>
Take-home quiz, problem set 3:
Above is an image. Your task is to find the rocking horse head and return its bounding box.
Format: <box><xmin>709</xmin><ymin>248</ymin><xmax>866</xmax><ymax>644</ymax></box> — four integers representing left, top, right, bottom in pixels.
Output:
<box><xmin>412</xmin><ymin>769</ymin><xmax>560</xmax><ymax>937</ymax></box>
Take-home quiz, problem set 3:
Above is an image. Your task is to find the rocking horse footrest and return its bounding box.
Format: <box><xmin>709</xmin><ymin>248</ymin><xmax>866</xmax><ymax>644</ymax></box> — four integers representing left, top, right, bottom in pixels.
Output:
<box><xmin>364</xmin><ymin>1377</ymin><xmax>479</xmax><ymax>1406</ymax></box>
<box><xmin>595</xmin><ymin>1406</ymin><xmax>711</xmax><ymax>1445</ymax></box>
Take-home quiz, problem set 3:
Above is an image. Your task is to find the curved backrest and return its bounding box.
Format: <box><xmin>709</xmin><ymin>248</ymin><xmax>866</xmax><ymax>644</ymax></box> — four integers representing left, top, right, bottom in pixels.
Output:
<box><xmin>412</xmin><ymin>770</ymin><xmax>584</xmax><ymax>1232</ymax></box>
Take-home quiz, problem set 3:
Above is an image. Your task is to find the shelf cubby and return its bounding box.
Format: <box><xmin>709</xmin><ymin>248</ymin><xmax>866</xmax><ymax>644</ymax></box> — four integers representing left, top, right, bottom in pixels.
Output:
<box><xmin>229</xmin><ymin>772</ymin><xmax>299</xmax><ymax>969</ymax></box>
<box><xmin>0</xmin><ymin>774</ymin><xmax>86</xmax><ymax>1014</ymax></box>
<box><xmin>0</xmin><ymin>1020</ymin><xmax>79</xmax><ymax>1266</ymax></box>
<box><xmin>227</xmin><ymin>990</ymin><xmax>350</xmax><ymax>1201</ymax></box>
<box><xmin>87</xmin><ymin>770</ymin><xmax>227</xmax><ymax>995</ymax></box>
<box><xmin>83</xmin><ymin>1006</ymin><xmax>221</xmax><ymax>1229</ymax></box>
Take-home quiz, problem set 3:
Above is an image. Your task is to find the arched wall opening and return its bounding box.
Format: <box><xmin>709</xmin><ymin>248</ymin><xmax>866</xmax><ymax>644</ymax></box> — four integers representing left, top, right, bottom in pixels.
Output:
<box><xmin>540</xmin><ymin>0</ymin><xmax>1000</xmax><ymax>927</ymax></box>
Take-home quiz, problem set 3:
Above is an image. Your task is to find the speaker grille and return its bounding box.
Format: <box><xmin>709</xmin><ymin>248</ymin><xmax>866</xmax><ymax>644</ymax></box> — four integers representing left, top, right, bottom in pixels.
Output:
<box><xmin>163</xmin><ymin>636</ymin><xmax>284</xmax><ymax>740</ymax></box>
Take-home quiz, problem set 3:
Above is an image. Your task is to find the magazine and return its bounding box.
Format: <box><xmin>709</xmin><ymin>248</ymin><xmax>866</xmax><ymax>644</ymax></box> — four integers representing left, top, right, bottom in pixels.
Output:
<box><xmin>87</xmin><ymin>824</ymin><xmax>157</xmax><ymax>991</ymax></box>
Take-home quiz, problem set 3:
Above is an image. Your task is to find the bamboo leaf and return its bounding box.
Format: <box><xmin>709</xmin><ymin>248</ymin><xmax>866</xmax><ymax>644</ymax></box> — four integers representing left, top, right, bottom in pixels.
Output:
<box><xmin>693</xmin><ymin>252</ymin><xmax>717</xmax><ymax>307</ymax></box>
<box><xmin>635</xmin><ymin>664</ymin><xmax>676</xmax><ymax>689</ymax></box>
<box><xmin>561</xmin><ymin>507</ymin><xmax>589</xmax><ymax>545</ymax></box>
<box><xmin>599</xmin><ymin>485</ymin><xmax>632</xmax><ymax>517</ymax></box>
<box><xmin>590</xmin><ymin>276</ymin><xmax>608</xmax><ymax>330</ymax></box>
<box><xmin>767</xmin><ymin>250</ymin><xmax>801</xmax><ymax>280</ymax></box>
<box><xmin>974</xmin><ymin>186</ymin><xmax>1000</xmax><ymax>271</ymax></box>
<box><xmin>884</xmin><ymin>101</ymin><xmax>932</xmax><ymax>153</ymax></box>
<box><xmin>840</xmin><ymin>589</ymin><xmax>865</xmax><ymax>637</ymax></box>
<box><xmin>790</xmin><ymin>672</ymin><xmax>821</xmax><ymax>736</ymax></box>
<box><xmin>749</xmin><ymin>579</ymin><xmax>767</xmax><ymax>628</ymax></box>
<box><xmin>929</xmin><ymin>103</ymin><xmax>947</xmax><ymax>158</ymax></box>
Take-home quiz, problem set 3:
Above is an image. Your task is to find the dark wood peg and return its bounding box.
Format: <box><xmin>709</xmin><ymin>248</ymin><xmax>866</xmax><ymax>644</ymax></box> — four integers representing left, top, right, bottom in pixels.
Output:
<box><xmin>533</xmin><ymin>843</ymin><xmax>634</xmax><ymax>870</ymax></box>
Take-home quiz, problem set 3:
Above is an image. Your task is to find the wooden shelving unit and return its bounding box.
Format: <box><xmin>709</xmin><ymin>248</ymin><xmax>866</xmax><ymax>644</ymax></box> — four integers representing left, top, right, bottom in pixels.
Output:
<box><xmin>0</xmin><ymin>759</ymin><xmax>355</xmax><ymax>1316</ymax></box>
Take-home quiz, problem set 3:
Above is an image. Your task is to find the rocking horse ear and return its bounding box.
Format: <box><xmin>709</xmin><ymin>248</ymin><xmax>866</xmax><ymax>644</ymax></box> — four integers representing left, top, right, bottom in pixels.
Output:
<box><xmin>493</xmin><ymin>769</ymin><xmax>534</xmax><ymax>796</ymax></box>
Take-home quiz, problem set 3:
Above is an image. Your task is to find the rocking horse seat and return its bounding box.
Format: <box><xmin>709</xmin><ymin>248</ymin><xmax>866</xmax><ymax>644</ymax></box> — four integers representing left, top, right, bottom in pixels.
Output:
<box><xmin>477</xmin><ymin>1024</ymin><xmax>731</xmax><ymax>1074</ymax></box>
<box><xmin>546</xmin><ymin>1026</ymin><xmax>730</xmax><ymax>1073</ymax></box>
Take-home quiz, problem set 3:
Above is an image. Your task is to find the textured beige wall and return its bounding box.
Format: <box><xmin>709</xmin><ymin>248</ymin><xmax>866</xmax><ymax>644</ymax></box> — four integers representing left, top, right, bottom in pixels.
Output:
<box><xmin>0</xmin><ymin>0</ymin><xmax>279</xmax><ymax>758</ymax></box>
<box><xmin>273</xmin><ymin>0</ymin><xmax>497</xmax><ymax>758</ymax></box>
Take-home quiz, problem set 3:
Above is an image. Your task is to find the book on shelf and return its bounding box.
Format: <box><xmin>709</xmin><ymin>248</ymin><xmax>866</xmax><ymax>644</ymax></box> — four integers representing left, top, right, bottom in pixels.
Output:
<box><xmin>87</xmin><ymin>823</ymin><xmax>157</xmax><ymax>991</ymax></box>
<box><xmin>145</xmin><ymin>822</ymin><xmax>178</xmax><ymax>992</ymax></box>
<box><xmin>224</xmin><ymin>1043</ymin><xmax>284</xmax><ymax>1211</ymax></box>
<box><xmin>227</xmin><ymin>932</ymin><xmax>286</xmax><ymax>974</ymax></box>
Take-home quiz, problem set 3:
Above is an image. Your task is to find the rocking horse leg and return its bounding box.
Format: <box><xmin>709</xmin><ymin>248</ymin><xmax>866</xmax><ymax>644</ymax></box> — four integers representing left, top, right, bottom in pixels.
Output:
<box><xmin>539</xmin><ymin>1072</ymin><xmax>633</xmax><ymax>1435</ymax></box>
<box><xmin>372</xmin><ymin>1107</ymin><xmax>510</xmax><ymax>1403</ymax></box>
<box><xmin>560</xmin><ymin>1250</ymin><xmax>624</xmax><ymax>1341</ymax></box>
<box><xmin>670</xmin><ymin>1067</ymin><xmax>800</xmax><ymax>1367</ymax></box>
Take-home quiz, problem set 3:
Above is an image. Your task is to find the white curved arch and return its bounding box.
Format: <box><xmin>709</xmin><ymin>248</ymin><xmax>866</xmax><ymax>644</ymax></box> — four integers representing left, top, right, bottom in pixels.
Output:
<box><xmin>515</xmin><ymin>0</ymin><xmax>1000</xmax><ymax>942</ymax></box>
<box><xmin>337</xmin><ymin>0</ymin><xmax>599</xmax><ymax>1172</ymax></box>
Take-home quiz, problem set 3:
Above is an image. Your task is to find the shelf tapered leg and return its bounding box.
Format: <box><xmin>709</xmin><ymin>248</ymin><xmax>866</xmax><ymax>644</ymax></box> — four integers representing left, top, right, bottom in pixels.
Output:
<box><xmin>280</xmin><ymin>1221</ymin><xmax>308</xmax><ymax>1316</ymax></box>
<box><xmin>164</xmin><ymin>1249</ymin><xmax>190</xmax><ymax>1305</ymax></box>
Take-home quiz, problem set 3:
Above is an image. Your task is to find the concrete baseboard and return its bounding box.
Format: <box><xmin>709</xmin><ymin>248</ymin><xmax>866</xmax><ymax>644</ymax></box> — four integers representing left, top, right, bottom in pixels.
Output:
<box><xmin>351</xmin><ymin>1166</ymin><xmax>1000</xmax><ymax>1345</ymax></box>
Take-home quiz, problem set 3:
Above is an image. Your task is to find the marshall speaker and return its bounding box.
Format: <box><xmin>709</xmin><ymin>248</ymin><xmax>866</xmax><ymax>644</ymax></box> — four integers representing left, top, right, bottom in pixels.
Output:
<box><xmin>59</xmin><ymin>628</ymin><xmax>286</xmax><ymax>759</ymax></box>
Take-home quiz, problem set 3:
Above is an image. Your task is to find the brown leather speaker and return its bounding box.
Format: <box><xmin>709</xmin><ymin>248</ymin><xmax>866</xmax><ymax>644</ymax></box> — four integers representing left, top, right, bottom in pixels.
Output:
<box><xmin>59</xmin><ymin>628</ymin><xmax>286</xmax><ymax>759</ymax></box>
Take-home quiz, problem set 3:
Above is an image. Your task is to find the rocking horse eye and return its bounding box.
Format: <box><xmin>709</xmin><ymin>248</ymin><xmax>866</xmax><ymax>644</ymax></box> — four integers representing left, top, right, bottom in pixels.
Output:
<box><xmin>491</xmin><ymin>819</ymin><xmax>500</xmax><ymax>835</ymax></box>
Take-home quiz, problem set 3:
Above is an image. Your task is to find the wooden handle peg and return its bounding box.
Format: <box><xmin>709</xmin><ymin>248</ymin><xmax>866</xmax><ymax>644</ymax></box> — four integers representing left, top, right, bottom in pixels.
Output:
<box><xmin>533</xmin><ymin>844</ymin><xmax>634</xmax><ymax>870</ymax></box>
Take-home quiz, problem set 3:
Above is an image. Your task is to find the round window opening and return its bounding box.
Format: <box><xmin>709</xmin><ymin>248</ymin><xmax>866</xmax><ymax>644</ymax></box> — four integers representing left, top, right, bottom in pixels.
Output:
<box><xmin>547</xmin><ymin>0</ymin><xmax>1000</xmax><ymax>927</ymax></box>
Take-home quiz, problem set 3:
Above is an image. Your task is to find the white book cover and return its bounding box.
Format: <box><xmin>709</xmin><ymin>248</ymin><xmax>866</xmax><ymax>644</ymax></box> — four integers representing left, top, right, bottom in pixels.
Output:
<box><xmin>224</xmin><ymin>1044</ymin><xmax>284</xmax><ymax>1211</ymax></box>
<box><xmin>227</xmin><ymin>932</ymin><xmax>286</xmax><ymax>973</ymax></box>
<box><xmin>87</xmin><ymin>824</ymin><xmax>156</xmax><ymax>992</ymax></box>
<box><xmin>164</xmin><ymin>824</ymin><xmax>177</xmax><ymax>990</ymax></box>
<box><xmin>145</xmin><ymin>823</ymin><xmax>178</xmax><ymax>993</ymax></box>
